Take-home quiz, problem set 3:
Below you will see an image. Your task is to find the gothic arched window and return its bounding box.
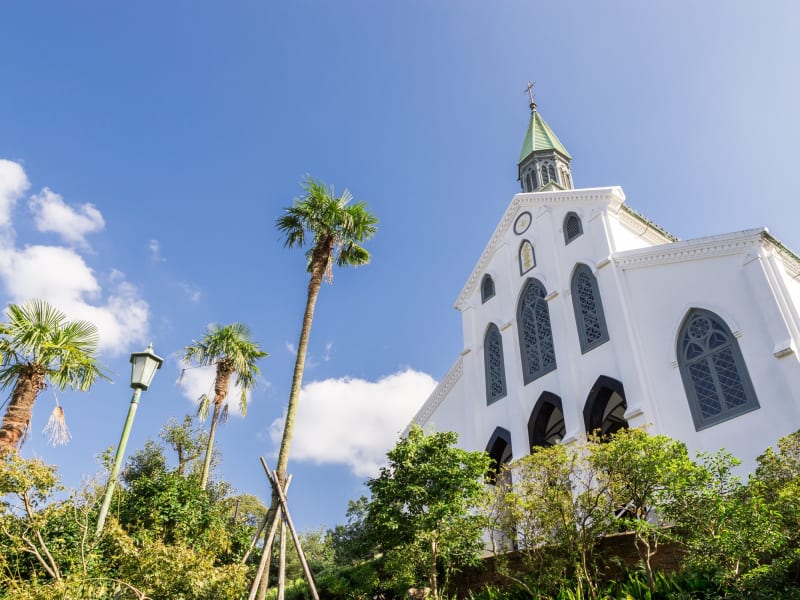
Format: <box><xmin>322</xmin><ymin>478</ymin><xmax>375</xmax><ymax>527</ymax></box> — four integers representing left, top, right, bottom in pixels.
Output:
<box><xmin>571</xmin><ymin>264</ymin><xmax>609</xmax><ymax>353</ymax></box>
<box><xmin>541</xmin><ymin>166</ymin><xmax>549</xmax><ymax>185</ymax></box>
<box><xmin>564</xmin><ymin>212</ymin><xmax>583</xmax><ymax>244</ymax></box>
<box><xmin>677</xmin><ymin>309</ymin><xmax>759</xmax><ymax>430</ymax></box>
<box><xmin>481</xmin><ymin>274</ymin><xmax>495</xmax><ymax>303</ymax></box>
<box><xmin>548</xmin><ymin>164</ymin><xmax>556</xmax><ymax>182</ymax></box>
<box><xmin>525</xmin><ymin>172</ymin><xmax>533</xmax><ymax>192</ymax></box>
<box><xmin>484</xmin><ymin>324</ymin><xmax>507</xmax><ymax>404</ymax></box>
<box><xmin>532</xmin><ymin>169</ymin><xmax>538</xmax><ymax>189</ymax></box>
<box><xmin>517</xmin><ymin>279</ymin><xmax>557</xmax><ymax>384</ymax></box>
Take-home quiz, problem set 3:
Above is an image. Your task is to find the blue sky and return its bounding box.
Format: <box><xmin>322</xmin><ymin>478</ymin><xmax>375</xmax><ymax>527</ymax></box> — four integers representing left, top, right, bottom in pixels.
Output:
<box><xmin>1</xmin><ymin>2</ymin><xmax>798</xmax><ymax>531</ymax></box>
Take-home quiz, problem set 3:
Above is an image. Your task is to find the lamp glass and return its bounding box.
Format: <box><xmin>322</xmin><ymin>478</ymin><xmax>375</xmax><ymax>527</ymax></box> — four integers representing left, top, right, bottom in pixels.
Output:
<box><xmin>129</xmin><ymin>344</ymin><xmax>164</xmax><ymax>390</ymax></box>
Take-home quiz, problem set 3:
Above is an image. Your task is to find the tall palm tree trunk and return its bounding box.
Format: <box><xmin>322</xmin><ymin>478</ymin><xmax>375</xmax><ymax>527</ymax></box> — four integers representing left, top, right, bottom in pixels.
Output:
<box><xmin>275</xmin><ymin>239</ymin><xmax>331</xmax><ymax>483</ymax></box>
<box><xmin>257</xmin><ymin>243</ymin><xmax>331</xmax><ymax>598</ymax></box>
<box><xmin>199</xmin><ymin>361</ymin><xmax>233</xmax><ymax>488</ymax></box>
<box><xmin>0</xmin><ymin>365</ymin><xmax>46</xmax><ymax>454</ymax></box>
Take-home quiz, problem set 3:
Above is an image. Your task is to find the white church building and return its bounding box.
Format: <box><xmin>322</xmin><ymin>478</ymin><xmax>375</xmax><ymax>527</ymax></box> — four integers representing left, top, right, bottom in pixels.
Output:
<box><xmin>410</xmin><ymin>98</ymin><xmax>800</xmax><ymax>474</ymax></box>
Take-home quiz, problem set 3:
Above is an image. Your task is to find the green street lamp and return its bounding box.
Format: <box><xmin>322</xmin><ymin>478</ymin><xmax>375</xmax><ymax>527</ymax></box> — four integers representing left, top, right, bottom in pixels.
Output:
<box><xmin>95</xmin><ymin>343</ymin><xmax>163</xmax><ymax>537</ymax></box>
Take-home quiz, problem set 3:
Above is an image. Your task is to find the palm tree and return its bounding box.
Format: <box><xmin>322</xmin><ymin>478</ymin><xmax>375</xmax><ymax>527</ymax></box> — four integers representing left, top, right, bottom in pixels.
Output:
<box><xmin>274</xmin><ymin>176</ymin><xmax>378</xmax><ymax>483</ymax></box>
<box><xmin>182</xmin><ymin>323</ymin><xmax>267</xmax><ymax>489</ymax></box>
<box><xmin>0</xmin><ymin>299</ymin><xmax>107</xmax><ymax>454</ymax></box>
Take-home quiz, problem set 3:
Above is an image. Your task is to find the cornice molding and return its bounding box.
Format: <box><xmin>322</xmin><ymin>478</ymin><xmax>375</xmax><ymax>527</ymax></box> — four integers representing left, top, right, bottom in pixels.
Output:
<box><xmin>454</xmin><ymin>187</ymin><xmax>626</xmax><ymax>311</ymax></box>
<box><xmin>405</xmin><ymin>357</ymin><xmax>463</xmax><ymax>432</ymax></box>
<box><xmin>617</xmin><ymin>208</ymin><xmax>675</xmax><ymax>245</ymax></box>
<box><xmin>777</xmin><ymin>248</ymin><xmax>800</xmax><ymax>280</ymax></box>
<box><xmin>612</xmin><ymin>229</ymin><xmax>765</xmax><ymax>271</ymax></box>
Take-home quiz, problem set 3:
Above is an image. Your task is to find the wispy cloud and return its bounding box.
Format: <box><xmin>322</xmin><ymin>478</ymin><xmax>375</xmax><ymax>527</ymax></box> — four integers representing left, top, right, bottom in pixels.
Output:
<box><xmin>29</xmin><ymin>187</ymin><xmax>104</xmax><ymax>248</ymax></box>
<box><xmin>149</xmin><ymin>239</ymin><xmax>165</xmax><ymax>262</ymax></box>
<box><xmin>285</xmin><ymin>341</ymin><xmax>297</xmax><ymax>355</ymax></box>
<box><xmin>179</xmin><ymin>281</ymin><xmax>201</xmax><ymax>303</ymax></box>
<box><xmin>268</xmin><ymin>369</ymin><xmax>437</xmax><ymax>477</ymax></box>
<box><xmin>322</xmin><ymin>342</ymin><xmax>333</xmax><ymax>362</ymax></box>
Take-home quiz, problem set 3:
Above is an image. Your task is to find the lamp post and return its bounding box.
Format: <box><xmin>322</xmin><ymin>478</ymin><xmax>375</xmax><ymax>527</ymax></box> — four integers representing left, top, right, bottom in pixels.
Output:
<box><xmin>95</xmin><ymin>343</ymin><xmax>163</xmax><ymax>537</ymax></box>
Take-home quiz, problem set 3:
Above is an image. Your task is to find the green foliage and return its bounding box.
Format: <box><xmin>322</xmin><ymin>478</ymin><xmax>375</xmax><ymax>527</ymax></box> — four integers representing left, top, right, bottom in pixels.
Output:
<box><xmin>661</xmin><ymin>448</ymin><xmax>786</xmax><ymax>591</ymax></box>
<box><xmin>0</xmin><ymin>417</ymin><xmax>261</xmax><ymax>599</ymax></box>
<box><xmin>328</xmin><ymin>495</ymin><xmax>375</xmax><ymax>565</ymax></box>
<box><xmin>160</xmin><ymin>415</ymin><xmax>208</xmax><ymax>477</ymax></box>
<box><xmin>367</xmin><ymin>425</ymin><xmax>491</xmax><ymax>599</ymax></box>
<box><xmin>591</xmin><ymin>428</ymin><xmax>701</xmax><ymax>591</ymax></box>
<box><xmin>494</xmin><ymin>438</ymin><xmax>615</xmax><ymax>598</ymax></box>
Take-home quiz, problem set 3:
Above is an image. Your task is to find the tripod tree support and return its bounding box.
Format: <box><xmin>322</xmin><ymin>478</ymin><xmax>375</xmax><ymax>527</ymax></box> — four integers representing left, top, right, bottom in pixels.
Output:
<box><xmin>247</xmin><ymin>458</ymin><xmax>320</xmax><ymax>600</ymax></box>
<box><xmin>242</xmin><ymin>476</ymin><xmax>292</xmax><ymax>564</ymax></box>
<box><xmin>247</xmin><ymin>479</ymin><xmax>291</xmax><ymax>600</ymax></box>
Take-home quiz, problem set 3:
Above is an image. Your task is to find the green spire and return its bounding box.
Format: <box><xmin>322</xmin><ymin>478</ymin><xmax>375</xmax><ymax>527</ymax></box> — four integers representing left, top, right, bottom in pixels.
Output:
<box><xmin>518</xmin><ymin>108</ymin><xmax>571</xmax><ymax>164</ymax></box>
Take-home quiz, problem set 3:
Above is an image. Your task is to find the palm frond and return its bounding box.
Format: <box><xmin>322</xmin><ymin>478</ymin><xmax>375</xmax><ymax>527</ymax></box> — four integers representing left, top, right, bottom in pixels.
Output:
<box><xmin>183</xmin><ymin>322</ymin><xmax>267</xmax><ymax>423</ymax></box>
<box><xmin>0</xmin><ymin>300</ymin><xmax>108</xmax><ymax>393</ymax></box>
<box><xmin>277</xmin><ymin>176</ymin><xmax>378</xmax><ymax>281</ymax></box>
<box><xmin>221</xmin><ymin>403</ymin><xmax>229</xmax><ymax>424</ymax></box>
<box><xmin>239</xmin><ymin>387</ymin><xmax>248</xmax><ymax>417</ymax></box>
<box><xmin>197</xmin><ymin>394</ymin><xmax>211</xmax><ymax>420</ymax></box>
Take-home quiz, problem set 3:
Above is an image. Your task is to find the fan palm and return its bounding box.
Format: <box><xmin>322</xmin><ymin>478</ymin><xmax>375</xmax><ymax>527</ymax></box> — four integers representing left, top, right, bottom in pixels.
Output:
<box><xmin>0</xmin><ymin>299</ymin><xmax>107</xmax><ymax>454</ymax></box>
<box><xmin>274</xmin><ymin>176</ymin><xmax>378</xmax><ymax>483</ymax></box>
<box><xmin>183</xmin><ymin>322</ymin><xmax>267</xmax><ymax>489</ymax></box>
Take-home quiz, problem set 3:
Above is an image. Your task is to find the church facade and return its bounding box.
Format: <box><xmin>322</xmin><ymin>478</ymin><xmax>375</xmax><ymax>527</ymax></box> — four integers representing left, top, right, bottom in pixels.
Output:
<box><xmin>410</xmin><ymin>100</ymin><xmax>800</xmax><ymax>474</ymax></box>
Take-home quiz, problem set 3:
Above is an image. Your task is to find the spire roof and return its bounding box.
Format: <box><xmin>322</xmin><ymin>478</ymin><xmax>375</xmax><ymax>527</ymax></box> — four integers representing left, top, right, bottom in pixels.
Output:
<box><xmin>518</xmin><ymin>108</ymin><xmax>571</xmax><ymax>163</ymax></box>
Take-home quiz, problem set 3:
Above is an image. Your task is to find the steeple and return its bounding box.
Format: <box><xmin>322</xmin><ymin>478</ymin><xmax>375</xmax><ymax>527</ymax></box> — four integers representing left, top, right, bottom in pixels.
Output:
<box><xmin>518</xmin><ymin>84</ymin><xmax>573</xmax><ymax>193</ymax></box>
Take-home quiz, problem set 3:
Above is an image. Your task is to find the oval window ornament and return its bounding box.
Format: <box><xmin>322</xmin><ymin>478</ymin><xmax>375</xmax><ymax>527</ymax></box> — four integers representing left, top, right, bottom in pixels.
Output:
<box><xmin>514</xmin><ymin>211</ymin><xmax>532</xmax><ymax>235</ymax></box>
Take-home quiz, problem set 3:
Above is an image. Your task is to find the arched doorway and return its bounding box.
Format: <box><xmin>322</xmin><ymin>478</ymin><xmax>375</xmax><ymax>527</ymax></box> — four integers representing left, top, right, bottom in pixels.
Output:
<box><xmin>528</xmin><ymin>392</ymin><xmax>566</xmax><ymax>449</ymax></box>
<box><xmin>485</xmin><ymin>427</ymin><xmax>513</xmax><ymax>484</ymax></box>
<box><xmin>583</xmin><ymin>376</ymin><xmax>628</xmax><ymax>437</ymax></box>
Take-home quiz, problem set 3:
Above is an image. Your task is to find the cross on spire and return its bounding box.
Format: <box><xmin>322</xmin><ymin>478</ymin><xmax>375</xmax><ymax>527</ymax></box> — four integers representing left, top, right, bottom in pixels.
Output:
<box><xmin>525</xmin><ymin>81</ymin><xmax>536</xmax><ymax>111</ymax></box>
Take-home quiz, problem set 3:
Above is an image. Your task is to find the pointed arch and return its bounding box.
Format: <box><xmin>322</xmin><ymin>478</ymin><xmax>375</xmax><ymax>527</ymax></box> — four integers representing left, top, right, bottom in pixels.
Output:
<box><xmin>564</xmin><ymin>212</ymin><xmax>583</xmax><ymax>244</ymax></box>
<box><xmin>517</xmin><ymin>278</ymin><xmax>557</xmax><ymax>384</ymax></box>
<box><xmin>484</xmin><ymin>323</ymin><xmax>507</xmax><ymax>404</ymax></box>
<box><xmin>528</xmin><ymin>392</ymin><xmax>566</xmax><ymax>449</ymax></box>
<box><xmin>583</xmin><ymin>375</ymin><xmax>628</xmax><ymax>437</ymax></box>
<box><xmin>571</xmin><ymin>264</ymin><xmax>609</xmax><ymax>353</ymax></box>
<box><xmin>677</xmin><ymin>308</ymin><xmax>759</xmax><ymax>430</ymax></box>
<box><xmin>486</xmin><ymin>426</ymin><xmax>513</xmax><ymax>484</ymax></box>
<box><xmin>481</xmin><ymin>274</ymin><xmax>496</xmax><ymax>303</ymax></box>
<box><xmin>519</xmin><ymin>240</ymin><xmax>536</xmax><ymax>275</ymax></box>
<box><xmin>548</xmin><ymin>164</ymin><xmax>556</xmax><ymax>182</ymax></box>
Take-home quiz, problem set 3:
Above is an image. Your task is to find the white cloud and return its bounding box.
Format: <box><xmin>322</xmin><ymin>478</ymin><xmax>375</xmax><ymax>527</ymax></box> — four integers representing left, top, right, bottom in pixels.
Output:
<box><xmin>268</xmin><ymin>369</ymin><xmax>437</xmax><ymax>477</ymax></box>
<box><xmin>322</xmin><ymin>342</ymin><xmax>333</xmax><ymax>362</ymax></box>
<box><xmin>0</xmin><ymin>159</ymin><xmax>149</xmax><ymax>356</ymax></box>
<box><xmin>285</xmin><ymin>342</ymin><xmax>297</xmax><ymax>355</ymax></box>
<box><xmin>0</xmin><ymin>159</ymin><xmax>30</xmax><ymax>230</ymax></box>
<box><xmin>0</xmin><ymin>244</ymin><xmax>149</xmax><ymax>354</ymax></box>
<box><xmin>177</xmin><ymin>360</ymin><xmax>250</xmax><ymax>417</ymax></box>
<box><xmin>29</xmin><ymin>187</ymin><xmax>105</xmax><ymax>247</ymax></box>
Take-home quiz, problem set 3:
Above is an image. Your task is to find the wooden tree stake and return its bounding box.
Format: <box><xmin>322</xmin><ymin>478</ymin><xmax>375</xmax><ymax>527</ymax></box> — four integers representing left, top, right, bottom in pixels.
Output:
<box><xmin>260</xmin><ymin>457</ymin><xmax>320</xmax><ymax>600</ymax></box>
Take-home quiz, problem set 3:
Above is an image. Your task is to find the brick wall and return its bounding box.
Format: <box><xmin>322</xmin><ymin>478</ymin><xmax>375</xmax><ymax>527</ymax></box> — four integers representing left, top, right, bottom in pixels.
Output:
<box><xmin>450</xmin><ymin>533</ymin><xmax>685</xmax><ymax>598</ymax></box>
